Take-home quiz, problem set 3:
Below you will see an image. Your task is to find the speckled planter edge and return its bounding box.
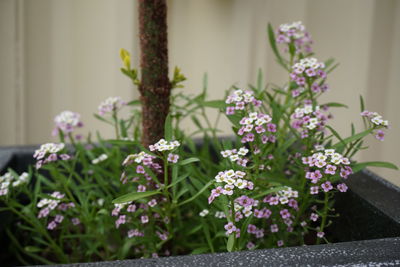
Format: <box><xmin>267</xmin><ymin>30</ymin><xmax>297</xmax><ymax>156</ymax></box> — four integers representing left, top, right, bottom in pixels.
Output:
<box><xmin>1</xmin><ymin>146</ymin><xmax>400</xmax><ymax>266</ymax></box>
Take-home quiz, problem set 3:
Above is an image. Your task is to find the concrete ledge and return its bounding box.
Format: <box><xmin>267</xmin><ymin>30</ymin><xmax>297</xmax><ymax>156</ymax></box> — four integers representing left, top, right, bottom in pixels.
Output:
<box><xmin>46</xmin><ymin>237</ymin><xmax>400</xmax><ymax>267</ymax></box>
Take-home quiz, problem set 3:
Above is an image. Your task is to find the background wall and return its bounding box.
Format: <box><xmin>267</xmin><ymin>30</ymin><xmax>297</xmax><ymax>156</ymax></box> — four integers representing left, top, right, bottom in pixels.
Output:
<box><xmin>0</xmin><ymin>0</ymin><xmax>399</xmax><ymax>186</ymax></box>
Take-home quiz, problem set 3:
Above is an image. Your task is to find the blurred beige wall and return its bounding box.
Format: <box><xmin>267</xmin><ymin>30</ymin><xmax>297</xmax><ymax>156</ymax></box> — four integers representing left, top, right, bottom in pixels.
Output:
<box><xmin>0</xmin><ymin>0</ymin><xmax>399</xmax><ymax>186</ymax></box>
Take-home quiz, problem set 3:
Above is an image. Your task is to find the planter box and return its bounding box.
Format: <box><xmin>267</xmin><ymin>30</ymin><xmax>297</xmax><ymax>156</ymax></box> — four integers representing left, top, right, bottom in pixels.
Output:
<box><xmin>1</xmin><ymin>146</ymin><xmax>400</xmax><ymax>266</ymax></box>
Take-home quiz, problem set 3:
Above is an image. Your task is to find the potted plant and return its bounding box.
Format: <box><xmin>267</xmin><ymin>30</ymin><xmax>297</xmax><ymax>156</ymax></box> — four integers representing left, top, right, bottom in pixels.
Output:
<box><xmin>0</xmin><ymin>1</ymin><xmax>399</xmax><ymax>266</ymax></box>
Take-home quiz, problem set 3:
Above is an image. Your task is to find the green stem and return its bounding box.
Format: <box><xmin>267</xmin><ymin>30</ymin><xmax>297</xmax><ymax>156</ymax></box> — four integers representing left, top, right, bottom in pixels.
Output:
<box><xmin>316</xmin><ymin>192</ymin><xmax>329</xmax><ymax>245</ymax></box>
<box><xmin>112</xmin><ymin>110</ymin><xmax>120</xmax><ymax>139</ymax></box>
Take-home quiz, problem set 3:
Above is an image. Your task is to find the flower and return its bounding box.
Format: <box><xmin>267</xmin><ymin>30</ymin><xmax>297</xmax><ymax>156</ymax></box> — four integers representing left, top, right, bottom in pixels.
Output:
<box><xmin>53</xmin><ymin>111</ymin><xmax>83</xmax><ymax>134</ymax></box>
<box><xmin>310</xmin><ymin>213</ymin><xmax>319</xmax><ymax>222</ymax></box>
<box><xmin>92</xmin><ymin>154</ymin><xmax>108</xmax><ymax>164</ymax></box>
<box><xmin>224</xmin><ymin>222</ymin><xmax>237</xmax><ymax>235</ymax></box>
<box><xmin>98</xmin><ymin>96</ymin><xmax>126</xmax><ymax>115</ymax></box>
<box><xmin>317</xmin><ymin>231</ymin><xmax>325</xmax><ymax>238</ymax></box>
<box><xmin>375</xmin><ymin>130</ymin><xmax>385</xmax><ymax>141</ymax></box>
<box><xmin>276</xmin><ymin>21</ymin><xmax>313</xmax><ymax>54</ymax></box>
<box><xmin>199</xmin><ymin>209</ymin><xmax>209</xmax><ymax>217</ymax></box>
<box><xmin>0</xmin><ymin>172</ymin><xmax>29</xmax><ymax>196</ymax></box>
<box><xmin>149</xmin><ymin>139</ymin><xmax>180</xmax><ymax>152</ymax></box>
<box><xmin>337</xmin><ymin>183</ymin><xmax>348</xmax><ymax>193</ymax></box>
<box><xmin>33</xmin><ymin>143</ymin><xmax>68</xmax><ymax>169</ymax></box>
<box><xmin>321</xmin><ymin>181</ymin><xmax>333</xmax><ymax>192</ymax></box>
<box><xmin>167</xmin><ymin>153</ymin><xmax>179</xmax><ymax>163</ymax></box>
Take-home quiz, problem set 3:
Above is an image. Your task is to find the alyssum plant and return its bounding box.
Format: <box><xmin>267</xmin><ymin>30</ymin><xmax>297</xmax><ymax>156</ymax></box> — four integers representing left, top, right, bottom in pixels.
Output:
<box><xmin>0</xmin><ymin>21</ymin><xmax>397</xmax><ymax>265</ymax></box>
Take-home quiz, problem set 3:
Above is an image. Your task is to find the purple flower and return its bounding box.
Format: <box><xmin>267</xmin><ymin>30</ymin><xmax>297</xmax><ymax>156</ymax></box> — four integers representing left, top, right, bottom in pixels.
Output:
<box><xmin>141</xmin><ymin>215</ymin><xmax>149</xmax><ymax>224</ymax></box>
<box><xmin>247</xmin><ymin>242</ymin><xmax>255</xmax><ymax>250</ymax></box>
<box><xmin>321</xmin><ymin>181</ymin><xmax>333</xmax><ymax>192</ymax></box>
<box><xmin>136</xmin><ymin>165</ymin><xmax>145</xmax><ymax>174</ymax></box>
<box><xmin>127</xmin><ymin>204</ymin><xmax>137</xmax><ymax>212</ymax></box>
<box><xmin>54</xmin><ymin>214</ymin><xmax>64</xmax><ymax>223</ymax></box>
<box><xmin>317</xmin><ymin>231</ymin><xmax>325</xmax><ymax>238</ymax></box>
<box><xmin>71</xmin><ymin>217</ymin><xmax>80</xmax><ymax>225</ymax></box>
<box><xmin>310</xmin><ymin>186</ymin><xmax>319</xmax><ymax>195</ymax></box>
<box><xmin>310</xmin><ymin>213</ymin><xmax>319</xmax><ymax>221</ymax></box>
<box><xmin>47</xmin><ymin>221</ymin><xmax>57</xmax><ymax>230</ymax></box>
<box><xmin>224</xmin><ymin>222</ymin><xmax>236</xmax><ymax>235</ymax></box>
<box><xmin>280</xmin><ymin>209</ymin><xmax>291</xmax><ymax>219</ymax></box>
<box><xmin>375</xmin><ymin>130</ymin><xmax>385</xmax><ymax>141</ymax></box>
<box><xmin>325</xmin><ymin>164</ymin><xmax>337</xmax><ymax>175</ymax></box>
<box><xmin>337</xmin><ymin>183</ymin><xmax>348</xmax><ymax>192</ymax></box>
<box><xmin>247</xmin><ymin>224</ymin><xmax>257</xmax><ymax>234</ymax></box>
<box><xmin>167</xmin><ymin>153</ymin><xmax>179</xmax><ymax>163</ymax></box>
<box><xmin>226</xmin><ymin>106</ymin><xmax>235</xmax><ymax>115</ymax></box>
<box><xmin>267</xmin><ymin>123</ymin><xmax>277</xmax><ymax>133</ymax></box>
<box><xmin>270</xmin><ymin>224</ymin><xmax>279</xmax><ymax>233</ymax></box>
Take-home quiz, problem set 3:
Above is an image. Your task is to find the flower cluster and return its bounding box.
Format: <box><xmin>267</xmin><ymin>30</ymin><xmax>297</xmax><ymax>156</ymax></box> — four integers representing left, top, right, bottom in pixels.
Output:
<box><xmin>225</xmin><ymin>89</ymin><xmax>261</xmax><ymax>115</ymax></box>
<box><xmin>290</xmin><ymin>58</ymin><xmax>327</xmax><ymax>91</ymax></box>
<box><xmin>208</xmin><ymin>170</ymin><xmax>253</xmax><ymax>204</ymax></box>
<box><xmin>122</xmin><ymin>151</ymin><xmax>162</xmax><ymax>183</ymax></box>
<box><xmin>276</xmin><ymin>21</ymin><xmax>313</xmax><ymax>54</ymax></box>
<box><xmin>361</xmin><ymin>110</ymin><xmax>389</xmax><ymax>141</ymax></box>
<box><xmin>92</xmin><ymin>153</ymin><xmax>108</xmax><ymax>164</ymax></box>
<box><xmin>234</xmin><ymin>195</ymin><xmax>261</xmax><ymax>220</ymax></box>
<box><xmin>220</xmin><ymin>147</ymin><xmax>249</xmax><ymax>167</ymax></box>
<box><xmin>0</xmin><ymin>172</ymin><xmax>28</xmax><ymax>196</ymax></box>
<box><xmin>111</xmin><ymin>198</ymin><xmax>163</xmax><ymax>239</ymax></box>
<box><xmin>149</xmin><ymin>139</ymin><xmax>180</xmax><ymax>152</ymax></box>
<box><xmin>291</xmin><ymin>104</ymin><xmax>329</xmax><ymax>137</ymax></box>
<box><xmin>33</xmin><ymin>143</ymin><xmax>70</xmax><ymax>169</ymax></box>
<box><xmin>238</xmin><ymin>112</ymin><xmax>276</xmax><ymax>144</ymax></box>
<box><xmin>53</xmin><ymin>111</ymin><xmax>83</xmax><ymax>135</ymax></box>
<box><xmin>37</xmin><ymin>191</ymin><xmax>78</xmax><ymax>230</ymax></box>
<box><xmin>264</xmin><ymin>187</ymin><xmax>299</xmax><ymax>207</ymax></box>
<box><xmin>303</xmin><ymin>149</ymin><xmax>352</xmax><ymax>193</ymax></box>
<box><xmin>98</xmin><ymin>96</ymin><xmax>126</xmax><ymax>116</ymax></box>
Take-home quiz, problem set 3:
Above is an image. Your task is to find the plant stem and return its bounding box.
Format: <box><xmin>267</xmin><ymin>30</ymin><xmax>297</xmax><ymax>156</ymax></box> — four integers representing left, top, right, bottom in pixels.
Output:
<box><xmin>316</xmin><ymin>192</ymin><xmax>329</xmax><ymax>245</ymax></box>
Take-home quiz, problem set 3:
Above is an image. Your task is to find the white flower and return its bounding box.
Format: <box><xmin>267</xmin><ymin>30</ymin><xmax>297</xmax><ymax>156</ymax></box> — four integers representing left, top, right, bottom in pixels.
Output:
<box><xmin>229</xmin><ymin>154</ymin><xmax>239</xmax><ymax>162</ymax></box>
<box><xmin>215</xmin><ymin>211</ymin><xmax>226</xmax><ymax>219</ymax></box>
<box><xmin>221</xmin><ymin>150</ymin><xmax>231</xmax><ymax>157</ymax></box>
<box><xmin>92</xmin><ymin>154</ymin><xmax>108</xmax><ymax>164</ymax></box>
<box><xmin>238</xmin><ymin>147</ymin><xmax>249</xmax><ymax>156</ymax></box>
<box><xmin>235</xmin><ymin>171</ymin><xmax>246</xmax><ymax>178</ymax></box>
<box><xmin>199</xmin><ymin>209</ymin><xmax>209</xmax><ymax>217</ymax></box>
<box><xmin>234</xmin><ymin>179</ymin><xmax>247</xmax><ymax>189</ymax></box>
<box><xmin>324</xmin><ymin>149</ymin><xmax>335</xmax><ymax>156</ymax></box>
<box><xmin>303</xmin><ymin>105</ymin><xmax>313</xmax><ymax>114</ymax></box>
<box><xmin>225</xmin><ymin>170</ymin><xmax>235</xmax><ymax>178</ymax></box>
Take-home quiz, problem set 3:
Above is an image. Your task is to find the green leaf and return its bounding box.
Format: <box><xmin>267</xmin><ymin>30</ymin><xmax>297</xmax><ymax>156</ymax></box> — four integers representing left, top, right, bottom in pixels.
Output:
<box><xmin>112</xmin><ymin>191</ymin><xmax>161</xmax><ymax>204</ymax></box>
<box><xmin>94</xmin><ymin>114</ymin><xmax>113</xmax><ymax>125</ymax></box>
<box><xmin>326</xmin><ymin>126</ymin><xmax>345</xmax><ymax>148</ymax></box>
<box><xmin>202</xmin><ymin>100</ymin><xmax>226</xmax><ymax>109</ymax></box>
<box><xmin>227</xmin><ymin>234</ymin><xmax>235</xmax><ymax>252</ymax></box>
<box><xmin>253</xmin><ymin>186</ymin><xmax>286</xmax><ymax>199</ymax></box>
<box><xmin>202</xmin><ymin>73</ymin><xmax>208</xmax><ymax>95</ymax></box>
<box><xmin>332</xmin><ymin>129</ymin><xmax>372</xmax><ymax>149</ymax></box>
<box><xmin>267</xmin><ymin>23</ymin><xmax>288</xmax><ymax>71</ymax></box>
<box><xmin>353</xmin><ymin>161</ymin><xmax>398</xmax><ymax>172</ymax></box>
<box><xmin>191</xmin><ymin>247</ymin><xmax>209</xmax><ymax>255</ymax></box>
<box><xmin>178</xmin><ymin>180</ymin><xmax>214</xmax><ymax>206</ymax></box>
<box><xmin>257</xmin><ymin>68</ymin><xmax>263</xmax><ymax>92</ymax></box>
<box><xmin>25</xmin><ymin>246</ymin><xmax>42</xmax><ymax>253</ymax></box>
<box><xmin>179</xmin><ymin>157</ymin><xmax>200</xmax><ymax>166</ymax></box>
<box><xmin>127</xmin><ymin>100</ymin><xmax>141</xmax><ymax>106</ymax></box>
<box><xmin>164</xmin><ymin>114</ymin><xmax>173</xmax><ymax>141</ymax></box>
<box><xmin>360</xmin><ymin>95</ymin><xmax>365</xmax><ymax>112</ymax></box>
<box><xmin>323</xmin><ymin>102</ymin><xmax>348</xmax><ymax>109</ymax></box>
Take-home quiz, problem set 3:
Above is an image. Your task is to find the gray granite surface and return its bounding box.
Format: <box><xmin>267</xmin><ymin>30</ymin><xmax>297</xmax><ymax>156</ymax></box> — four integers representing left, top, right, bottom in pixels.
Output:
<box><xmin>40</xmin><ymin>237</ymin><xmax>400</xmax><ymax>267</ymax></box>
